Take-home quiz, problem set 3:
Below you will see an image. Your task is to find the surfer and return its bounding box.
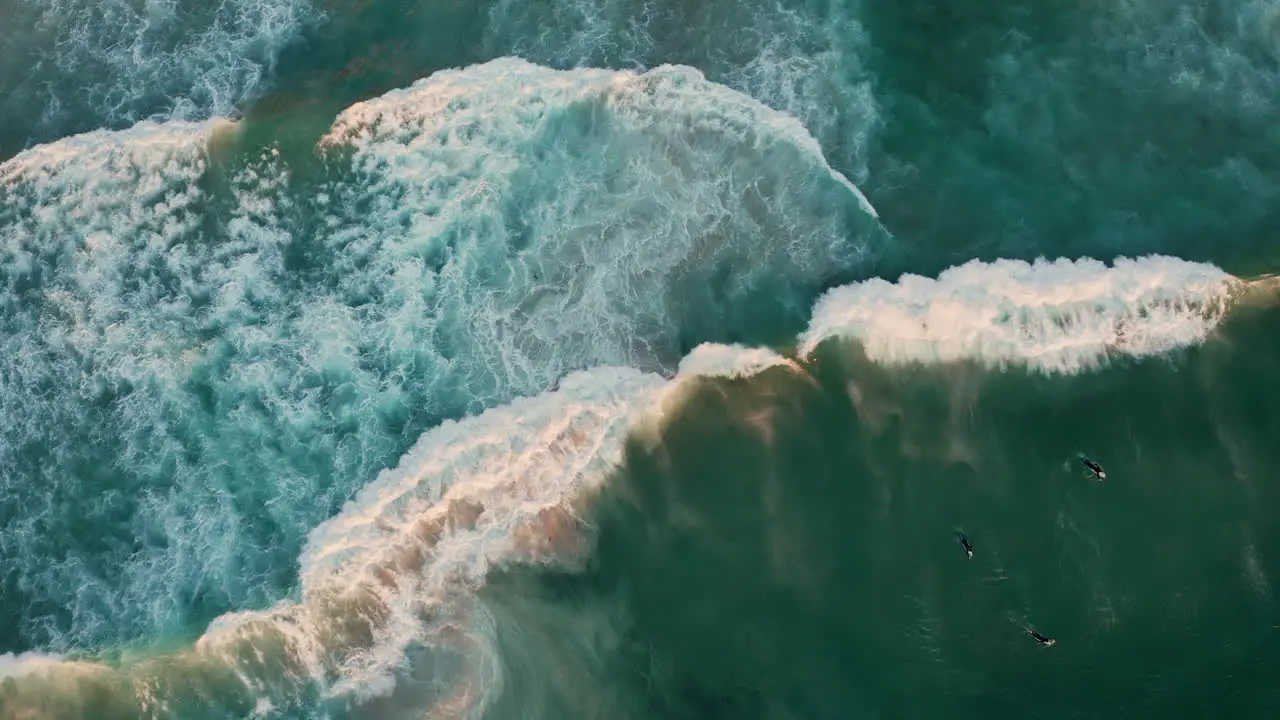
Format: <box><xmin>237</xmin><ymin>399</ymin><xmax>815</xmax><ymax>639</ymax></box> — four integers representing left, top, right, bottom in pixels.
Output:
<box><xmin>956</xmin><ymin>531</ymin><xmax>973</xmax><ymax>559</ymax></box>
<box><xmin>1026</xmin><ymin>627</ymin><xmax>1056</xmax><ymax>647</ymax></box>
<box><xmin>1078</xmin><ymin>453</ymin><xmax>1106</xmax><ymax>480</ymax></box>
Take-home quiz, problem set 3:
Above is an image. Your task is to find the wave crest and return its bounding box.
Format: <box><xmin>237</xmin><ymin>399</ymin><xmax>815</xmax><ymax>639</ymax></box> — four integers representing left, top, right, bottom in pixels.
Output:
<box><xmin>800</xmin><ymin>255</ymin><xmax>1240</xmax><ymax>374</ymax></box>
<box><xmin>0</xmin><ymin>344</ymin><xmax>782</xmax><ymax>718</ymax></box>
<box><xmin>0</xmin><ymin>57</ymin><xmax>881</xmax><ymax>653</ymax></box>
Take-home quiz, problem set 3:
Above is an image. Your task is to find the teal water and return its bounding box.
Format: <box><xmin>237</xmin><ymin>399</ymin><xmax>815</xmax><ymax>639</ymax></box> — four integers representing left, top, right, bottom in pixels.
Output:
<box><xmin>2</xmin><ymin>0</ymin><xmax>1279</xmax><ymax>718</ymax></box>
<box><xmin>524</xmin><ymin>299</ymin><xmax>1280</xmax><ymax>718</ymax></box>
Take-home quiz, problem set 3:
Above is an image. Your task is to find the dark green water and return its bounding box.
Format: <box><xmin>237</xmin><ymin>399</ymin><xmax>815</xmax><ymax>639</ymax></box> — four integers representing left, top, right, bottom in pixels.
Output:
<box><xmin>481</xmin><ymin>298</ymin><xmax>1280</xmax><ymax>719</ymax></box>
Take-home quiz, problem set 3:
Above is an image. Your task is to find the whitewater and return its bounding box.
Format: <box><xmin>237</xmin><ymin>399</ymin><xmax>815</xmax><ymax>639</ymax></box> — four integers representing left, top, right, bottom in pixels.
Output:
<box><xmin>3</xmin><ymin>1</ymin><xmax>1280</xmax><ymax>718</ymax></box>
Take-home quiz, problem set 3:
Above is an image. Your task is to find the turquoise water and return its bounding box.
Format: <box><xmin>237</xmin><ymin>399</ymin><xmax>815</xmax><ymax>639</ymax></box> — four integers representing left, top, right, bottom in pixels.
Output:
<box><xmin>1</xmin><ymin>0</ymin><xmax>1278</xmax><ymax>718</ymax></box>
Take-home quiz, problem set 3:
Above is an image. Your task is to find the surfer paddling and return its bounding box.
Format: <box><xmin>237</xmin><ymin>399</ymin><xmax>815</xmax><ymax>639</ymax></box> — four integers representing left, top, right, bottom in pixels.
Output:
<box><xmin>1078</xmin><ymin>453</ymin><xmax>1106</xmax><ymax>480</ymax></box>
<box><xmin>1026</xmin><ymin>627</ymin><xmax>1056</xmax><ymax>647</ymax></box>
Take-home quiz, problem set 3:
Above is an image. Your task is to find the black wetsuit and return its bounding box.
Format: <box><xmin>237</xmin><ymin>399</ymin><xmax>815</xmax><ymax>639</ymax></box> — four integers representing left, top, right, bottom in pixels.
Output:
<box><xmin>1028</xmin><ymin>629</ymin><xmax>1054</xmax><ymax>645</ymax></box>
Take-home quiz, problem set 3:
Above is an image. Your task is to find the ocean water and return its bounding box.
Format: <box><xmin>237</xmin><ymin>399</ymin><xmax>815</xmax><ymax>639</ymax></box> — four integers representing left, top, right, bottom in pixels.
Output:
<box><xmin>0</xmin><ymin>1</ymin><xmax>1277</xmax><ymax>718</ymax></box>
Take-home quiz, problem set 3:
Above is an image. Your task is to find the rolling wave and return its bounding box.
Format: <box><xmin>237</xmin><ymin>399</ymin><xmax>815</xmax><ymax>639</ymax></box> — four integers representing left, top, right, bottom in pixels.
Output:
<box><xmin>801</xmin><ymin>256</ymin><xmax>1242</xmax><ymax>374</ymax></box>
<box><xmin>0</xmin><ymin>244</ymin><xmax>1251</xmax><ymax>716</ymax></box>
<box><xmin>0</xmin><ymin>57</ymin><xmax>880</xmax><ymax>653</ymax></box>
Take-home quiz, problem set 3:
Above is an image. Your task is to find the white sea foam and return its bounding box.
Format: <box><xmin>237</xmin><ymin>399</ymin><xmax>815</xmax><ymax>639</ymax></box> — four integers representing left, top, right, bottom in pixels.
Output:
<box><xmin>2</xmin><ymin>44</ymin><xmax>1260</xmax><ymax>720</ymax></box>
<box><xmin>278</xmin><ymin>344</ymin><xmax>786</xmax><ymax>704</ymax></box>
<box><xmin>313</xmin><ymin>54</ymin><xmax>879</xmax><ymax>413</ymax></box>
<box><xmin>676</xmin><ymin>343</ymin><xmax>795</xmax><ymax>381</ymax></box>
<box><xmin>0</xmin><ymin>651</ymin><xmax>69</xmax><ymax>678</ymax></box>
<box><xmin>323</xmin><ymin>57</ymin><xmax>874</xmax><ymax>217</ymax></box>
<box><xmin>2</xmin><ymin>0</ymin><xmax>313</xmax><ymax>146</ymax></box>
<box><xmin>0</xmin><ymin>56</ymin><xmax>880</xmax><ymax>654</ymax></box>
<box><xmin>0</xmin><ymin>118</ymin><xmax>243</xmax><ymax>649</ymax></box>
<box><xmin>481</xmin><ymin>0</ymin><xmax>880</xmax><ymax>184</ymax></box>
<box><xmin>799</xmin><ymin>256</ymin><xmax>1241</xmax><ymax>374</ymax></box>
<box><xmin>0</xmin><ymin>344</ymin><xmax>788</xmax><ymax>718</ymax></box>
<box><xmin>290</xmin><ymin>366</ymin><xmax>665</xmax><ymax>701</ymax></box>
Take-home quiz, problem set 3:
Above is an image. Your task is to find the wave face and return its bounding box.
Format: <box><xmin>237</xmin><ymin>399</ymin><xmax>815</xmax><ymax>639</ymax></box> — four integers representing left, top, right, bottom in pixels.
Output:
<box><xmin>0</xmin><ymin>58</ymin><xmax>878</xmax><ymax>655</ymax></box>
<box><xmin>0</xmin><ymin>247</ymin><xmax>1242</xmax><ymax>716</ymax></box>
<box><xmin>568</xmin><ymin>297</ymin><xmax>1280</xmax><ymax>720</ymax></box>
<box><xmin>0</xmin><ymin>348</ymin><xmax>790</xmax><ymax>718</ymax></box>
<box><xmin>801</xmin><ymin>256</ymin><xmax>1241</xmax><ymax>374</ymax></box>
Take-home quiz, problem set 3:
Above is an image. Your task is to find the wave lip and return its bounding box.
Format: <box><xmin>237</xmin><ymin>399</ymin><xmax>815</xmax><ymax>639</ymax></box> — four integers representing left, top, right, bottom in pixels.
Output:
<box><xmin>319</xmin><ymin>56</ymin><xmax>875</xmax><ymax>214</ymax></box>
<box><xmin>284</xmin><ymin>342</ymin><xmax>795</xmax><ymax>706</ymax></box>
<box><xmin>311</xmin><ymin>54</ymin><xmax>882</xmax><ymax>416</ymax></box>
<box><xmin>0</xmin><ymin>343</ymin><xmax>785</xmax><ymax>719</ymax></box>
<box><xmin>676</xmin><ymin>343</ymin><xmax>796</xmax><ymax>381</ymax></box>
<box><xmin>799</xmin><ymin>255</ymin><xmax>1240</xmax><ymax>374</ymax></box>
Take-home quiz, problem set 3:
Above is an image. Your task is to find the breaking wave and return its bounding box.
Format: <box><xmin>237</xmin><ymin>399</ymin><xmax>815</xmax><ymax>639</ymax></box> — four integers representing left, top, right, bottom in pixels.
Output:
<box><xmin>0</xmin><ymin>244</ymin><xmax>1249</xmax><ymax>716</ymax></box>
<box><xmin>800</xmin><ymin>256</ymin><xmax>1242</xmax><ymax>374</ymax></box>
<box><xmin>0</xmin><ymin>57</ymin><xmax>879</xmax><ymax>653</ymax></box>
<box><xmin>0</xmin><ymin>346</ymin><xmax>785</xmax><ymax>719</ymax></box>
